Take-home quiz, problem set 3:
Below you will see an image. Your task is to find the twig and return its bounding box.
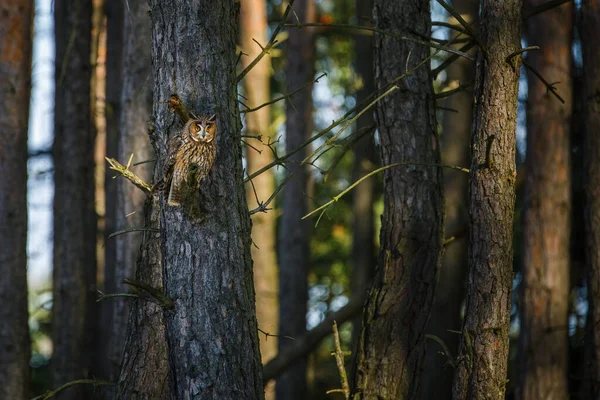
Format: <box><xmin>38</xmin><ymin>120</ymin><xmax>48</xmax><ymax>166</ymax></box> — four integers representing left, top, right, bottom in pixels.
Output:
<box><xmin>435</xmin><ymin>81</ymin><xmax>473</xmax><ymax>100</ymax></box>
<box><xmin>257</xmin><ymin>327</ymin><xmax>295</xmax><ymax>341</ymax></box>
<box><xmin>432</xmin><ymin>39</ymin><xmax>476</xmax><ymax>79</ymax></box>
<box><xmin>286</xmin><ymin>23</ymin><xmax>474</xmax><ymax>61</ymax></box>
<box><xmin>106</xmin><ymin>156</ymin><xmax>153</xmax><ymax>195</ymax></box>
<box><xmin>96</xmin><ymin>290</ymin><xmax>139</xmax><ymax>303</ymax></box>
<box><xmin>522</xmin><ymin>60</ymin><xmax>565</xmax><ymax>104</ymax></box>
<box><xmin>435</xmin><ymin>0</ymin><xmax>487</xmax><ymax>58</ymax></box>
<box><xmin>31</xmin><ymin>379</ymin><xmax>115</xmax><ymax>400</ymax></box>
<box><xmin>303</xmin><ymin>162</ymin><xmax>469</xmax><ymax>224</ymax></box>
<box><xmin>522</xmin><ymin>0</ymin><xmax>572</xmax><ymax>19</ymax></box>
<box><xmin>506</xmin><ymin>46</ymin><xmax>540</xmax><ymax>62</ymax></box>
<box><xmin>425</xmin><ymin>334</ymin><xmax>457</xmax><ymax>368</ymax></box>
<box><xmin>240</xmin><ymin>73</ymin><xmax>327</xmax><ymax>114</ymax></box>
<box><xmin>237</xmin><ymin>0</ymin><xmax>295</xmax><ymax>83</ymax></box>
<box><xmin>321</xmin><ymin>125</ymin><xmax>376</xmax><ymax>182</ymax></box>
<box><xmin>327</xmin><ymin>321</ymin><xmax>350</xmax><ymax>399</ymax></box>
<box><xmin>107</xmin><ymin>226</ymin><xmax>160</xmax><ymax>239</ymax></box>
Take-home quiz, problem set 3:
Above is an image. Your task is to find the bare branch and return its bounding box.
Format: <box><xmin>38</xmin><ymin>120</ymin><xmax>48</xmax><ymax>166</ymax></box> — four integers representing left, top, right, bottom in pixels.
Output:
<box><xmin>107</xmin><ymin>226</ymin><xmax>160</xmax><ymax>239</ymax></box>
<box><xmin>522</xmin><ymin>0</ymin><xmax>572</xmax><ymax>19</ymax></box>
<box><xmin>31</xmin><ymin>379</ymin><xmax>115</xmax><ymax>400</ymax></box>
<box><xmin>435</xmin><ymin>0</ymin><xmax>487</xmax><ymax>58</ymax></box>
<box><xmin>106</xmin><ymin>156</ymin><xmax>153</xmax><ymax>195</ymax></box>
<box><xmin>329</xmin><ymin>321</ymin><xmax>350</xmax><ymax>399</ymax></box>
<box><xmin>522</xmin><ymin>60</ymin><xmax>565</xmax><ymax>104</ymax></box>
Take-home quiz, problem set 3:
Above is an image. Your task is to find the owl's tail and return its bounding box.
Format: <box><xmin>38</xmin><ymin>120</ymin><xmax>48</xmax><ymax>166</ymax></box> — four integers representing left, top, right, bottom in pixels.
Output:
<box><xmin>167</xmin><ymin>177</ymin><xmax>183</xmax><ymax>206</ymax></box>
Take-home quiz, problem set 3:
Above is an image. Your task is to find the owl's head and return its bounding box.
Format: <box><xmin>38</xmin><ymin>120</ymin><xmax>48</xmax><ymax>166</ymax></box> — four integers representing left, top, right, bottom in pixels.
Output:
<box><xmin>188</xmin><ymin>115</ymin><xmax>216</xmax><ymax>143</ymax></box>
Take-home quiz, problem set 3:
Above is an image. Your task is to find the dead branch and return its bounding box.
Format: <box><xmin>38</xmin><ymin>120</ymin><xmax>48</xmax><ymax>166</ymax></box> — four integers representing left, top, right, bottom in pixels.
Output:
<box><xmin>106</xmin><ymin>155</ymin><xmax>153</xmax><ymax>195</ymax></box>
<box><xmin>327</xmin><ymin>321</ymin><xmax>350</xmax><ymax>399</ymax></box>
<box><xmin>31</xmin><ymin>379</ymin><xmax>115</xmax><ymax>400</ymax></box>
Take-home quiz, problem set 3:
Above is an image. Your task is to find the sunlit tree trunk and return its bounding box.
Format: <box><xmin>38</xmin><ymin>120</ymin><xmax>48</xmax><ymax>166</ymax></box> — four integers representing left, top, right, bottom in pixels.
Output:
<box><xmin>351</xmin><ymin>0</ymin><xmax>444</xmax><ymax>397</ymax></box>
<box><xmin>52</xmin><ymin>0</ymin><xmax>97</xmax><ymax>397</ymax></box>
<box><xmin>240</xmin><ymin>2</ymin><xmax>279</xmax><ymax>399</ymax></box>
<box><xmin>518</xmin><ymin>2</ymin><xmax>573</xmax><ymax>399</ymax></box>
<box><xmin>582</xmin><ymin>0</ymin><xmax>600</xmax><ymax>397</ymax></box>
<box><xmin>277</xmin><ymin>0</ymin><xmax>316</xmax><ymax>399</ymax></box>
<box><xmin>148</xmin><ymin>0</ymin><xmax>264</xmax><ymax>397</ymax></box>
<box><xmin>421</xmin><ymin>1</ymin><xmax>477</xmax><ymax>398</ymax></box>
<box><xmin>0</xmin><ymin>1</ymin><xmax>33</xmax><ymax>398</ymax></box>
<box><xmin>451</xmin><ymin>0</ymin><xmax>522</xmax><ymax>398</ymax></box>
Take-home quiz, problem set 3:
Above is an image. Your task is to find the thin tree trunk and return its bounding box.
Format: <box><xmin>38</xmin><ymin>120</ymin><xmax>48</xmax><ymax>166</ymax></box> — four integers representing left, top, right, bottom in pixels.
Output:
<box><xmin>351</xmin><ymin>0</ymin><xmax>444</xmax><ymax>398</ymax></box>
<box><xmin>0</xmin><ymin>1</ymin><xmax>33</xmax><ymax>398</ymax></box>
<box><xmin>582</xmin><ymin>0</ymin><xmax>600</xmax><ymax>397</ymax></box>
<box><xmin>277</xmin><ymin>0</ymin><xmax>316</xmax><ymax>398</ymax></box>
<box><xmin>350</xmin><ymin>0</ymin><xmax>377</xmax><ymax>358</ymax></box>
<box><xmin>421</xmin><ymin>1</ymin><xmax>478</xmax><ymax>398</ymax></box>
<box><xmin>518</xmin><ymin>2</ymin><xmax>573</xmax><ymax>399</ymax></box>
<box><xmin>52</xmin><ymin>0</ymin><xmax>97</xmax><ymax>398</ymax></box>
<box><xmin>240</xmin><ymin>3</ymin><xmax>279</xmax><ymax>399</ymax></box>
<box><xmin>451</xmin><ymin>0</ymin><xmax>522</xmax><ymax>398</ymax></box>
<box><xmin>149</xmin><ymin>1</ymin><xmax>264</xmax><ymax>398</ymax></box>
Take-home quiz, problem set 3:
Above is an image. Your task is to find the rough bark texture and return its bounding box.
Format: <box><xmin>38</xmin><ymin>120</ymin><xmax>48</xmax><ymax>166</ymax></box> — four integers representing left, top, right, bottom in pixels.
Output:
<box><xmin>108</xmin><ymin>1</ymin><xmax>157</xmax><ymax>398</ymax></box>
<box><xmin>0</xmin><ymin>1</ymin><xmax>33</xmax><ymax>398</ymax></box>
<box><xmin>149</xmin><ymin>1</ymin><xmax>264</xmax><ymax>398</ymax></box>
<box><xmin>52</xmin><ymin>0</ymin><xmax>97</xmax><ymax>397</ymax></box>
<box><xmin>117</xmin><ymin>198</ymin><xmax>169</xmax><ymax>399</ymax></box>
<box><xmin>518</xmin><ymin>2</ymin><xmax>573</xmax><ymax>399</ymax></box>
<box><xmin>351</xmin><ymin>0</ymin><xmax>444</xmax><ymax>398</ymax></box>
<box><xmin>421</xmin><ymin>1</ymin><xmax>477</xmax><ymax>398</ymax></box>
<box><xmin>350</xmin><ymin>0</ymin><xmax>377</xmax><ymax>359</ymax></box>
<box><xmin>451</xmin><ymin>1</ymin><xmax>522</xmax><ymax>399</ymax></box>
<box><xmin>582</xmin><ymin>0</ymin><xmax>600</xmax><ymax>398</ymax></box>
<box><xmin>277</xmin><ymin>0</ymin><xmax>315</xmax><ymax>399</ymax></box>
<box><xmin>240</xmin><ymin>3</ymin><xmax>279</xmax><ymax>399</ymax></box>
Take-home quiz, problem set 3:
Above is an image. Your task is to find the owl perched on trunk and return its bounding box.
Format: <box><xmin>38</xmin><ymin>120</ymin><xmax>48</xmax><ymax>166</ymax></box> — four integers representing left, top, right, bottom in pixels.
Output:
<box><xmin>156</xmin><ymin>115</ymin><xmax>217</xmax><ymax>206</ymax></box>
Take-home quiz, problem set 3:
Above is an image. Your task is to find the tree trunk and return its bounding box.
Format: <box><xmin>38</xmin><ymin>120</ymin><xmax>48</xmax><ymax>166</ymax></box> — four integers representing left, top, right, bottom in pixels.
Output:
<box><xmin>351</xmin><ymin>0</ymin><xmax>444</xmax><ymax>398</ymax></box>
<box><xmin>518</xmin><ymin>2</ymin><xmax>573</xmax><ymax>399</ymax></box>
<box><xmin>421</xmin><ymin>1</ymin><xmax>478</xmax><ymax>398</ymax></box>
<box><xmin>240</xmin><ymin>3</ymin><xmax>279</xmax><ymax>399</ymax></box>
<box><xmin>110</xmin><ymin>1</ymin><xmax>158</xmax><ymax>398</ymax></box>
<box><xmin>451</xmin><ymin>1</ymin><xmax>522</xmax><ymax>398</ymax></box>
<box><xmin>277</xmin><ymin>0</ymin><xmax>316</xmax><ymax>398</ymax></box>
<box><xmin>52</xmin><ymin>0</ymin><xmax>97</xmax><ymax>397</ymax></box>
<box><xmin>0</xmin><ymin>1</ymin><xmax>33</xmax><ymax>398</ymax></box>
<box><xmin>582</xmin><ymin>0</ymin><xmax>600</xmax><ymax>397</ymax></box>
<box><xmin>350</xmin><ymin>0</ymin><xmax>377</xmax><ymax>360</ymax></box>
<box><xmin>148</xmin><ymin>1</ymin><xmax>264</xmax><ymax>398</ymax></box>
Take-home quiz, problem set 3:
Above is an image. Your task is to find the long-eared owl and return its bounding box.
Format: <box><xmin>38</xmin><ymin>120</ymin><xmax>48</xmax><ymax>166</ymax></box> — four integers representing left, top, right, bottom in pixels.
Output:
<box><xmin>157</xmin><ymin>115</ymin><xmax>217</xmax><ymax>206</ymax></box>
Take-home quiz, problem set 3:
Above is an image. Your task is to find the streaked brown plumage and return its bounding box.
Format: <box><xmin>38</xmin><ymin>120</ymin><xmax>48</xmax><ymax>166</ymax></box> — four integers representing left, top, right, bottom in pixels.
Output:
<box><xmin>156</xmin><ymin>115</ymin><xmax>217</xmax><ymax>206</ymax></box>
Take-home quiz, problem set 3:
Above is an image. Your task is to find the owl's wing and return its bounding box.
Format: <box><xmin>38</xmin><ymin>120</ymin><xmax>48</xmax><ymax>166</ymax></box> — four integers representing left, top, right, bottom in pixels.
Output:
<box><xmin>153</xmin><ymin>134</ymin><xmax>184</xmax><ymax>193</ymax></box>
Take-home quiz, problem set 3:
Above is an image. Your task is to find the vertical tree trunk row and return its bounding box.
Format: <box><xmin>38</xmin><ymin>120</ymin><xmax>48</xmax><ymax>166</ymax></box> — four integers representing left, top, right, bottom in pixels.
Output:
<box><xmin>352</xmin><ymin>0</ymin><xmax>445</xmax><ymax>398</ymax></box>
<box><xmin>0</xmin><ymin>1</ymin><xmax>33</xmax><ymax>398</ymax></box>
<box><xmin>452</xmin><ymin>0</ymin><xmax>522</xmax><ymax>398</ymax></box>
<box><xmin>52</xmin><ymin>0</ymin><xmax>97</xmax><ymax>398</ymax></box>
<box><xmin>518</xmin><ymin>1</ymin><xmax>573</xmax><ymax>399</ymax></box>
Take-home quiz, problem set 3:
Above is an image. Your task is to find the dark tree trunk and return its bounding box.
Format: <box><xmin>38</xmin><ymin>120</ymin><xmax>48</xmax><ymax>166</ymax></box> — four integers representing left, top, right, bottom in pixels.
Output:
<box><xmin>277</xmin><ymin>0</ymin><xmax>316</xmax><ymax>399</ymax></box>
<box><xmin>582</xmin><ymin>0</ymin><xmax>600</xmax><ymax>397</ymax></box>
<box><xmin>451</xmin><ymin>0</ymin><xmax>522</xmax><ymax>398</ymax></box>
<box><xmin>421</xmin><ymin>1</ymin><xmax>478</xmax><ymax>398</ymax></box>
<box><xmin>149</xmin><ymin>1</ymin><xmax>264</xmax><ymax>398</ymax></box>
<box><xmin>240</xmin><ymin>3</ymin><xmax>279</xmax><ymax>399</ymax></box>
<box><xmin>350</xmin><ymin>0</ymin><xmax>377</xmax><ymax>358</ymax></box>
<box><xmin>518</xmin><ymin>2</ymin><xmax>573</xmax><ymax>399</ymax></box>
<box><xmin>351</xmin><ymin>0</ymin><xmax>444</xmax><ymax>398</ymax></box>
<box><xmin>52</xmin><ymin>0</ymin><xmax>97</xmax><ymax>397</ymax></box>
<box><xmin>0</xmin><ymin>1</ymin><xmax>33</xmax><ymax>398</ymax></box>
<box><xmin>108</xmin><ymin>1</ymin><xmax>158</xmax><ymax>398</ymax></box>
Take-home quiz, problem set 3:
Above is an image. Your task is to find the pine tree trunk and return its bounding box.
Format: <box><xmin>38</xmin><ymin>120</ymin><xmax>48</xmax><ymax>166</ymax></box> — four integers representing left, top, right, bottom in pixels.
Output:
<box><xmin>421</xmin><ymin>1</ymin><xmax>477</xmax><ymax>398</ymax></box>
<box><xmin>240</xmin><ymin>3</ymin><xmax>279</xmax><ymax>399</ymax></box>
<box><xmin>351</xmin><ymin>0</ymin><xmax>444</xmax><ymax>398</ymax></box>
<box><xmin>582</xmin><ymin>0</ymin><xmax>600</xmax><ymax>397</ymax></box>
<box><xmin>52</xmin><ymin>0</ymin><xmax>97</xmax><ymax>397</ymax></box>
<box><xmin>0</xmin><ymin>1</ymin><xmax>33</xmax><ymax>398</ymax></box>
<box><xmin>451</xmin><ymin>0</ymin><xmax>522</xmax><ymax>398</ymax></box>
<box><xmin>277</xmin><ymin>0</ymin><xmax>315</xmax><ymax>398</ymax></box>
<box><xmin>518</xmin><ymin>2</ymin><xmax>573</xmax><ymax>399</ymax></box>
<box><xmin>148</xmin><ymin>1</ymin><xmax>264</xmax><ymax>398</ymax></box>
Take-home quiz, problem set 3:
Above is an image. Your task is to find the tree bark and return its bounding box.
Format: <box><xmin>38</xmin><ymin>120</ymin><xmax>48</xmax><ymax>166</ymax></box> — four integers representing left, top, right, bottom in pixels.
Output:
<box><xmin>277</xmin><ymin>1</ymin><xmax>316</xmax><ymax>399</ymax></box>
<box><xmin>518</xmin><ymin>2</ymin><xmax>573</xmax><ymax>399</ymax></box>
<box><xmin>240</xmin><ymin>3</ymin><xmax>279</xmax><ymax>399</ymax></box>
<box><xmin>350</xmin><ymin>0</ymin><xmax>377</xmax><ymax>360</ymax></box>
<box><xmin>451</xmin><ymin>1</ymin><xmax>522</xmax><ymax>399</ymax></box>
<box><xmin>109</xmin><ymin>1</ymin><xmax>158</xmax><ymax>398</ymax></box>
<box><xmin>0</xmin><ymin>1</ymin><xmax>33</xmax><ymax>398</ymax></box>
<box><xmin>149</xmin><ymin>1</ymin><xmax>264</xmax><ymax>398</ymax></box>
<box><xmin>582</xmin><ymin>0</ymin><xmax>600</xmax><ymax>397</ymax></box>
<box><xmin>351</xmin><ymin>0</ymin><xmax>444</xmax><ymax>398</ymax></box>
<box><xmin>421</xmin><ymin>1</ymin><xmax>478</xmax><ymax>398</ymax></box>
<box><xmin>52</xmin><ymin>0</ymin><xmax>97</xmax><ymax>398</ymax></box>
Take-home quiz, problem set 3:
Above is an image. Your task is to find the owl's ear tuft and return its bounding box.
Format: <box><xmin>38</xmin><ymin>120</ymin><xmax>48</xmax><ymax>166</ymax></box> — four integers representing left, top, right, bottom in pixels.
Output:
<box><xmin>208</xmin><ymin>114</ymin><xmax>216</xmax><ymax>122</ymax></box>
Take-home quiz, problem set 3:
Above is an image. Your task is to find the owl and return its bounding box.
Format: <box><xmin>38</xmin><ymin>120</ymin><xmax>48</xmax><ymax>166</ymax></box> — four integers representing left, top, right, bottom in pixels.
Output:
<box><xmin>156</xmin><ymin>115</ymin><xmax>217</xmax><ymax>206</ymax></box>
